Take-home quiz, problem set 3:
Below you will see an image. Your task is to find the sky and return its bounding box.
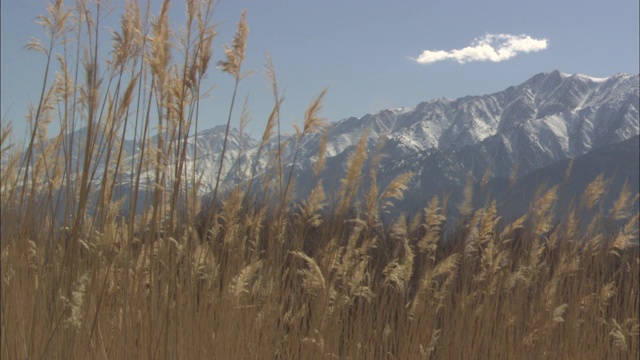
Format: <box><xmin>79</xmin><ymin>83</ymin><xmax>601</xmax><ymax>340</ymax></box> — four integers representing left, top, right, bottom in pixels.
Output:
<box><xmin>1</xmin><ymin>0</ymin><xmax>639</xmax><ymax>141</ymax></box>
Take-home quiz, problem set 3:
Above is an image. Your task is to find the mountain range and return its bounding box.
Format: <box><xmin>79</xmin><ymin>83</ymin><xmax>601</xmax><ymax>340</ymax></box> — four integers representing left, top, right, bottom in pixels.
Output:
<box><xmin>10</xmin><ymin>70</ymin><xmax>638</xmax><ymax>218</ymax></box>
<box><xmin>271</xmin><ymin>70</ymin><xmax>639</xmax><ymax>217</ymax></box>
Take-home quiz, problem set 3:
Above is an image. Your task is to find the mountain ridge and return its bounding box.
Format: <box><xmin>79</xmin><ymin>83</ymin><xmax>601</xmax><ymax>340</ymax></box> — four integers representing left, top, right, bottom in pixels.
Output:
<box><xmin>8</xmin><ymin>70</ymin><xmax>637</xmax><ymax>216</ymax></box>
<box><xmin>281</xmin><ymin>70</ymin><xmax>638</xmax><ymax>214</ymax></box>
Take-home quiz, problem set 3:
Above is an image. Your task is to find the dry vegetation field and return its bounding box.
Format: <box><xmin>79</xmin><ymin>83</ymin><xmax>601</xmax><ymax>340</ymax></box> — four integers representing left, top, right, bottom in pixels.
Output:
<box><xmin>1</xmin><ymin>1</ymin><xmax>638</xmax><ymax>359</ymax></box>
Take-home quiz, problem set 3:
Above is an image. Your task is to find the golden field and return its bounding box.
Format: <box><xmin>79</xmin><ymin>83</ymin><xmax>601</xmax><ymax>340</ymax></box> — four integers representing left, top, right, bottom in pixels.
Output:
<box><xmin>1</xmin><ymin>1</ymin><xmax>638</xmax><ymax>358</ymax></box>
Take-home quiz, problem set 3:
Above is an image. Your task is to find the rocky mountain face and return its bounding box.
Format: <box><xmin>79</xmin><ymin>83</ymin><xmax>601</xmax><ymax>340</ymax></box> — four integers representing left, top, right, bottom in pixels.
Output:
<box><xmin>286</xmin><ymin>71</ymin><xmax>638</xmax><ymax>215</ymax></box>
<box><xmin>488</xmin><ymin>135</ymin><xmax>640</xmax><ymax>219</ymax></box>
<box><xmin>13</xmin><ymin>71</ymin><xmax>636</xmax><ymax>216</ymax></box>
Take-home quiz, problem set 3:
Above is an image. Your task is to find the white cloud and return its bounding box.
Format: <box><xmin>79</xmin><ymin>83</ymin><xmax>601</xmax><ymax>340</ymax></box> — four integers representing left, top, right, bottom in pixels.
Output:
<box><xmin>414</xmin><ymin>34</ymin><xmax>548</xmax><ymax>64</ymax></box>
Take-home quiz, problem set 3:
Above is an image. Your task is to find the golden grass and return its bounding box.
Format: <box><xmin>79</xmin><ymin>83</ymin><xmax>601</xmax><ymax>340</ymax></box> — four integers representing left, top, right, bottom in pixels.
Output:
<box><xmin>1</xmin><ymin>1</ymin><xmax>639</xmax><ymax>359</ymax></box>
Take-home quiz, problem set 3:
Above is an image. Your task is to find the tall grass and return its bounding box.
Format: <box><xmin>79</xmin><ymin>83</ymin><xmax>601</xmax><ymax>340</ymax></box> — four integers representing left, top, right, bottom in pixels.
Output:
<box><xmin>1</xmin><ymin>1</ymin><xmax>638</xmax><ymax>359</ymax></box>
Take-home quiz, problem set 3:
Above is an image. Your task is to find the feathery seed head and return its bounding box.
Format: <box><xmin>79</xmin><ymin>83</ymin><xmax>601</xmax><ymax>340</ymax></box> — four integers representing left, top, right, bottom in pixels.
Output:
<box><xmin>552</xmin><ymin>303</ymin><xmax>569</xmax><ymax>323</ymax></box>
<box><xmin>610</xmin><ymin>181</ymin><xmax>638</xmax><ymax>221</ymax></box>
<box><xmin>303</xmin><ymin>88</ymin><xmax>329</xmax><ymax>136</ymax></box>
<box><xmin>459</xmin><ymin>174</ymin><xmax>474</xmax><ymax>217</ymax></box>
<box><xmin>218</xmin><ymin>9</ymin><xmax>248</xmax><ymax>79</ymax></box>
<box><xmin>584</xmin><ymin>173</ymin><xmax>608</xmax><ymax>211</ymax></box>
<box><xmin>66</xmin><ymin>273</ymin><xmax>90</xmax><ymax>331</ymax></box>
<box><xmin>314</xmin><ymin>129</ymin><xmax>330</xmax><ymax>177</ymax></box>
<box><xmin>379</xmin><ymin>172</ymin><xmax>414</xmax><ymax>213</ymax></box>
<box><xmin>291</xmin><ymin>251</ymin><xmax>326</xmax><ymax>297</ymax></box>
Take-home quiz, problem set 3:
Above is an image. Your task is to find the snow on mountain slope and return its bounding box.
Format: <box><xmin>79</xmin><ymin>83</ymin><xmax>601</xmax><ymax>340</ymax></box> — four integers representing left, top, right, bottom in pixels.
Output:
<box><xmin>28</xmin><ymin>70</ymin><xmax>635</xmax><ymax>214</ymax></box>
<box><xmin>288</xmin><ymin>70</ymin><xmax>639</xmax><ymax>206</ymax></box>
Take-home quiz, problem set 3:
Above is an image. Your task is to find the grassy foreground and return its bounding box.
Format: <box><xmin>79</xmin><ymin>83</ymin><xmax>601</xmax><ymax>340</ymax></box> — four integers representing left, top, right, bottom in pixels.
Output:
<box><xmin>1</xmin><ymin>1</ymin><xmax>638</xmax><ymax>359</ymax></box>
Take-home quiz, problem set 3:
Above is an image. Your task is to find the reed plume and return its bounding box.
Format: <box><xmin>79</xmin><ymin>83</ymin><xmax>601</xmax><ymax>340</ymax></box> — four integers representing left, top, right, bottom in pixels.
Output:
<box><xmin>2</xmin><ymin>2</ymin><xmax>638</xmax><ymax>359</ymax></box>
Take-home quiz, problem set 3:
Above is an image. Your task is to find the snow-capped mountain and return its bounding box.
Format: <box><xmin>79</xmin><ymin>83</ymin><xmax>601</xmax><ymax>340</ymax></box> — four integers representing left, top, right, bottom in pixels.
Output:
<box><xmin>283</xmin><ymin>70</ymin><xmax>639</xmax><ymax>212</ymax></box>
<box><xmin>15</xmin><ymin>70</ymin><xmax>635</xmax><ymax>216</ymax></box>
<box><xmin>488</xmin><ymin>135</ymin><xmax>640</xmax><ymax>219</ymax></box>
<box><xmin>165</xmin><ymin>125</ymin><xmax>258</xmax><ymax>193</ymax></box>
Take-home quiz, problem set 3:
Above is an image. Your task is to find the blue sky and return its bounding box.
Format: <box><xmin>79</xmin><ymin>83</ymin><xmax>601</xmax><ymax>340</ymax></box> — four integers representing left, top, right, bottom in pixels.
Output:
<box><xmin>1</xmin><ymin>0</ymin><xmax>638</xmax><ymax>140</ymax></box>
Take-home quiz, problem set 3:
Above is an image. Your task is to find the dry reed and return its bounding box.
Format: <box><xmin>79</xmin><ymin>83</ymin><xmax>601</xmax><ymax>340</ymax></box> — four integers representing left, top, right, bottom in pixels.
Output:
<box><xmin>1</xmin><ymin>1</ymin><xmax>638</xmax><ymax>359</ymax></box>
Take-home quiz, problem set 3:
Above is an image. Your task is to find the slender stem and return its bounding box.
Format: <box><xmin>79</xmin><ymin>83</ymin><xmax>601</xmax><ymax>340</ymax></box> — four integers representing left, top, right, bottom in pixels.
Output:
<box><xmin>209</xmin><ymin>77</ymin><xmax>240</xmax><ymax>225</ymax></box>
